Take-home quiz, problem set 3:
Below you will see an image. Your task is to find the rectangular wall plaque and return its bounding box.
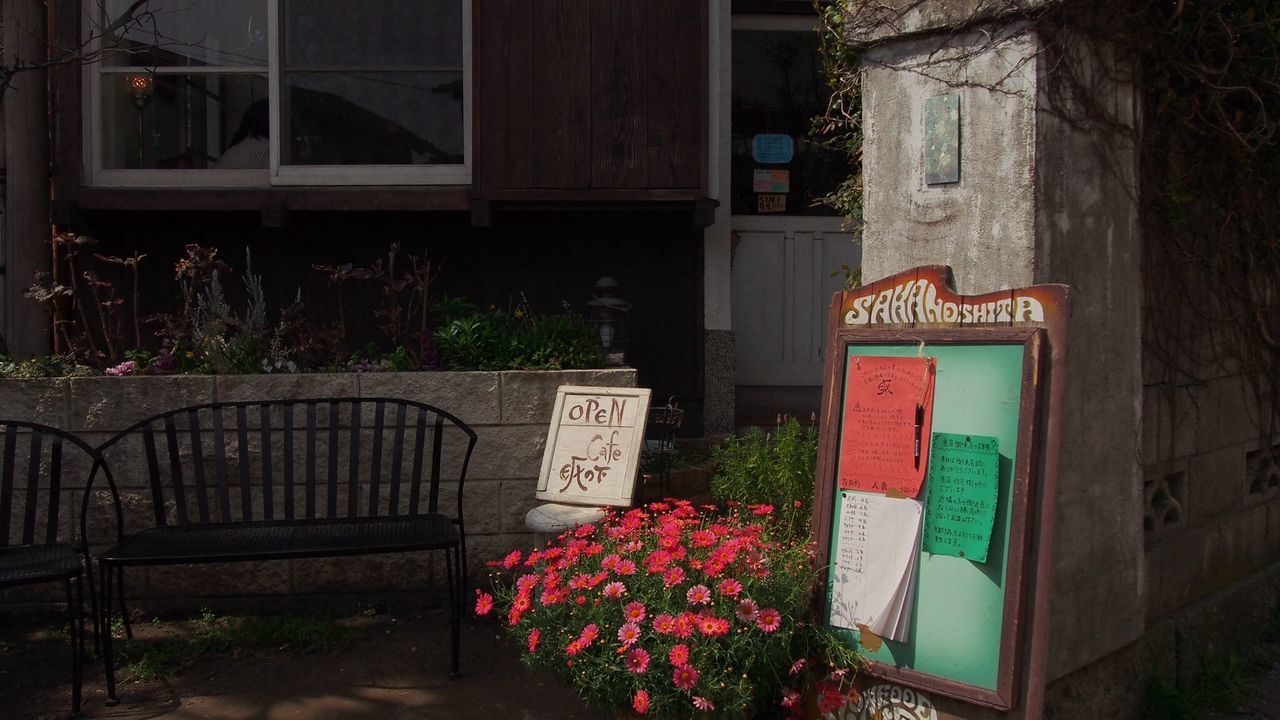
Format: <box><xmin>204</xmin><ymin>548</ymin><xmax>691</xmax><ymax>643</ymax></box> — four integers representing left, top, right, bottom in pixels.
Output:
<box><xmin>924</xmin><ymin>94</ymin><xmax>960</xmax><ymax>185</ymax></box>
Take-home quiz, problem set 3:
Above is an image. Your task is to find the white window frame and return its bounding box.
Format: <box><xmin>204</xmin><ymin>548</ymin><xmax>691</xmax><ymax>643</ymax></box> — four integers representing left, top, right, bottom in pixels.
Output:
<box><xmin>83</xmin><ymin>0</ymin><xmax>472</xmax><ymax>188</ymax></box>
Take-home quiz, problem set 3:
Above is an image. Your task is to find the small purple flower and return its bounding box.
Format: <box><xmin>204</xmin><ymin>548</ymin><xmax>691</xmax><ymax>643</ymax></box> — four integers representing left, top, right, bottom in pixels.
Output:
<box><xmin>152</xmin><ymin>352</ymin><xmax>176</xmax><ymax>375</ymax></box>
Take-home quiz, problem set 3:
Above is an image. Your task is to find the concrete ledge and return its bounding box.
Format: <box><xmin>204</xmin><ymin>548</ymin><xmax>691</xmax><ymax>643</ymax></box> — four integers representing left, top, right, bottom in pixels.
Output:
<box><xmin>1</xmin><ymin>368</ymin><xmax>635</xmax><ymax>609</ymax></box>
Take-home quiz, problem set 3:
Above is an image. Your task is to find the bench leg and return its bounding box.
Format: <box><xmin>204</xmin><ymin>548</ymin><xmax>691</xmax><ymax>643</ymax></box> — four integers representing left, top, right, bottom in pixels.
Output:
<box><xmin>100</xmin><ymin>563</ymin><xmax>119</xmax><ymax>706</ymax></box>
<box><xmin>83</xmin><ymin>553</ymin><xmax>100</xmax><ymax>657</ymax></box>
<box><xmin>116</xmin><ymin>566</ymin><xmax>133</xmax><ymax>641</ymax></box>
<box><xmin>65</xmin><ymin>575</ymin><xmax>84</xmax><ymax>718</ymax></box>
<box><xmin>446</xmin><ymin>545</ymin><xmax>460</xmax><ymax>679</ymax></box>
<box><xmin>459</xmin><ymin>532</ymin><xmax>469</xmax><ymax>597</ymax></box>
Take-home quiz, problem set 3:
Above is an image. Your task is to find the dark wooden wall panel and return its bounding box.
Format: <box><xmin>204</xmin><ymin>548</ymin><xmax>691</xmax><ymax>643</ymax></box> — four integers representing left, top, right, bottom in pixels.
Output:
<box><xmin>531</xmin><ymin>0</ymin><xmax>592</xmax><ymax>188</ymax></box>
<box><xmin>644</xmin><ymin>0</ymin><xmax>705</xmax><ymax>189</ymax></box>
<box><xmin>50</xmin><ymin>0</ymin><xmax>82</xmax><ymax>221</ymax></box>
<box><xmin>474</xmin><ymin>0</ymin><xmax>707</xmax><ymax>197</ymax></box>
<box><xmin>590</xmin><ymin>0</ymin><xmax>646</xmax><ymax>189</ymax></box>
<box><xmin>474</xmin><ymin>0</ymin><xmax>535</xmax><ymax>190</ymax></box>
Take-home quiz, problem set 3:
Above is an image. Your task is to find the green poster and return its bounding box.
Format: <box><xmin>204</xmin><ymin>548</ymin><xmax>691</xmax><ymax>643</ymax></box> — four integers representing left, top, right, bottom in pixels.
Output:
<box><xmin>923</xmin><ymin>433</ymin><xmax>999</xmax><ymax>562</ymax></box>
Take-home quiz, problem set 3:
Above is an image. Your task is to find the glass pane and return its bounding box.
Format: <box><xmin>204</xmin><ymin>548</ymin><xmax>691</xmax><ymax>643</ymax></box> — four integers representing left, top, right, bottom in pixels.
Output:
<box><xmin>102</xmin><ymin>73</ymin><xmax>269</xmax><ymax>170</ymax></box>
<box><xmin>101</xmin><ymin>0</ymin><xmax>267</xmax><ymax>67</ymax></box>
<box><xmin>731</xmin><ymin>29</ymin><xmax>843</xmax><ymax>216</ymax></box>
<box><xmin>283</xmin><ymin>0</ymin><xmax>463</xmax><ymax>68</ymax></box>
<box><xmin>282</xmin><ymin>72</ymin><xmax>463</xmax><ymax>166</ymax></box>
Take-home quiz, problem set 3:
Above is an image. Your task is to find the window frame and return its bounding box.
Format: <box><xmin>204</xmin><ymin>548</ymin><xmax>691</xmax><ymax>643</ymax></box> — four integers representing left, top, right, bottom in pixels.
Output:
<box><xmin>83</xmin><ymin>0</ymin><xmax>472</xmax><ymax>188</ymax></box>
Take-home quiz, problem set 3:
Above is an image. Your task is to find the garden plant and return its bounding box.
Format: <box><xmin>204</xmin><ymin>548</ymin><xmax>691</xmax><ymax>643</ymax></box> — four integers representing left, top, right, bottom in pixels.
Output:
<box><xmin>480</xmin><ymin>499</ymin><xmax>861</xmax><ymax>719</ymax></box>
<box><xmin>10</xmin><ymin>239</ymin><xmax>603</xmax><ymax>377</ymax></box>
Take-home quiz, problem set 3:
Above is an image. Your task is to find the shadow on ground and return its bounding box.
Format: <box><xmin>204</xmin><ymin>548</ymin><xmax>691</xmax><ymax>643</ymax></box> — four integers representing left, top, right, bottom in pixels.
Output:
<box><xmin>0</xmin><ymin>608</ymin><xmax>597</xmax><ymax>720</ymax></box>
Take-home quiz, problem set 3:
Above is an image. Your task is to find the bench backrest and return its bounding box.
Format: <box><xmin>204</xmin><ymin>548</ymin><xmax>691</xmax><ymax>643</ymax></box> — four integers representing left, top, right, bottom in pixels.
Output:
<box><xmin>0</xmin><ymin>420</ymin><xmax>105</xmax><ymax>548</ymax></box>
<box><xmin>96</xmin><ymin>398</ymin><xmax>476</xmax><ymax>530</ymax></box>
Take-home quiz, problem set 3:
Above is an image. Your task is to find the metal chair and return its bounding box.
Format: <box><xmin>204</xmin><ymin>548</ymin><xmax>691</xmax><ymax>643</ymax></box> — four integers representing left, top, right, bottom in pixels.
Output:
<box><xmin>0</xmin><ymin>420</ymin><xmax>108</xmax><ymax>718</ymax></box>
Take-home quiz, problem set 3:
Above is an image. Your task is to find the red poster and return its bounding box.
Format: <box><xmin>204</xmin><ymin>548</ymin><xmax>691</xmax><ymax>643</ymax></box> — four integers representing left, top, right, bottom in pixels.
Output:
<box><xmin>839</xmin><ymin>355</ymin><xmax>936</xmax><ymax>497</ymax></box>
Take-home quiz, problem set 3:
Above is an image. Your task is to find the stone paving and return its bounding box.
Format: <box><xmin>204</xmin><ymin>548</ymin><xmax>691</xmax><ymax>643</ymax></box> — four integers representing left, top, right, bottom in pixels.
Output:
<box><xmin>0</xmin><ymin>608</ymin><xmax>597</xmax><ymax>720</ymax></box>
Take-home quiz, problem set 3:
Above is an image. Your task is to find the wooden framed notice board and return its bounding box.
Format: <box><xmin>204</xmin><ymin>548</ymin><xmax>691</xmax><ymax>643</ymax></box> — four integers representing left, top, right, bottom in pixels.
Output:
<box><xmin>812</xmin><ymin>266</ymin><xmax>1069</xmax><ymax>716</ymax></box>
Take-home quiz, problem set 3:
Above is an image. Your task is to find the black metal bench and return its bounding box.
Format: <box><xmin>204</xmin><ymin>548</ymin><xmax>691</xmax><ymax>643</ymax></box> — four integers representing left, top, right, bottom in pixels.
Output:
<box><xmin>88</xmin><ymin>397</ymin><xmax>477</xmax><ymax>705</ymax></box>
<box><xmin>0</xmin><ymin>419</ymin><xmax>106</xmax><ymax>717</ymax></box>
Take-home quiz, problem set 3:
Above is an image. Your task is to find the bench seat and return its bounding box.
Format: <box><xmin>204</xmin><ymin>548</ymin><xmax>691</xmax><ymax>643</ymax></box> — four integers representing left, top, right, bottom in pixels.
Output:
<box><xmin>100</xmin><ymin>515</ymin><xmax>458</xmax><ymax>565</ymax></box>
<box><xmin>0</xmin><ymin>544</ymin><xmax>81</xmax><ymax>588</ymax></box>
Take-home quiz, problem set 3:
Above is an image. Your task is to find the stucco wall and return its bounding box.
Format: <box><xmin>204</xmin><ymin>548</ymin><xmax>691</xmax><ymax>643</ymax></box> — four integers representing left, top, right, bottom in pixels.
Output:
<box><xmin>858</xmin><ymin>17</ymin><xmax>1147</xmax><ymax>704</ymax></box>
<box><xmin>1031</xmin><ymin>32</ymin><xmax>1146</xmax><ymax>679</ymax></box>
<box><xmin>860</xmin><ymin>26</ymin><xmax>1038</xmax><ymax>293</ymax></box>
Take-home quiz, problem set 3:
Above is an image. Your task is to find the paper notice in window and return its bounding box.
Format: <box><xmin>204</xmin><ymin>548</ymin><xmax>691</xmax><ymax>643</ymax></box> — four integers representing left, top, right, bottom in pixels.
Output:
<box><xmin>839</xmin><ymin>356</ymin><xmax>936</xmax><ymax>497</ymax></box>
<box><xmin>923</xmin><ymin>433</ymin><xmax>1000</xmax><ymax>563</ymax></box>
<box><xmin>828</xmin><ymin>491</ymin><xmax>923</xmax><ymax>642</ymax></box>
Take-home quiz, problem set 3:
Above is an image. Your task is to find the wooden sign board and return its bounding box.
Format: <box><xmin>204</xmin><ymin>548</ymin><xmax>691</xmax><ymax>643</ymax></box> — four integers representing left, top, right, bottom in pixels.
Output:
<box><xmin>536</xmin><ymin>386</ymin><xmax>652</xmax><ymax>507</ymax></box>
<box><xmin>813</xmin><ymin>266</ymin><xmax>1069</xmax><ymax>717</ymax></box>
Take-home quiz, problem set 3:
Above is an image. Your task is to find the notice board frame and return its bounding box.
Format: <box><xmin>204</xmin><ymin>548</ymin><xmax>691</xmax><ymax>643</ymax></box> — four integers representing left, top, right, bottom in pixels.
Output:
<box><xmin>811</xmin><ymin>265</ymin><xmax>1069</xmax><ymax>718</ymax></box>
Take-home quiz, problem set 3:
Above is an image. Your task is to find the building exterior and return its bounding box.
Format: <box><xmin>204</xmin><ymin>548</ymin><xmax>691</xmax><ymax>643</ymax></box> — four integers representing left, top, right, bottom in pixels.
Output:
<box><xmin>15</xmin><ymin>0</ymin><xmax>854</xmax><ymax>438</ymax></box>
<box><xmin>9</xmin><ymin>0</ymin><xmax>1276</xmax><ymax>717</ymax></box>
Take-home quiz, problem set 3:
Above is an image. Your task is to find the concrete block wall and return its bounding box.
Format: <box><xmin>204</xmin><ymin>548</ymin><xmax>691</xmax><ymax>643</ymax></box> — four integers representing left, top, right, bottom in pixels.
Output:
<box><xmin>1142</xmin><ymin>372</ymin><xmax>1280</xmax><ymax>623</ymax></box>
<box><xmin>0</xmin><ymin>368</ymin><xmax>636</xmax><ymax>610</ymax></box>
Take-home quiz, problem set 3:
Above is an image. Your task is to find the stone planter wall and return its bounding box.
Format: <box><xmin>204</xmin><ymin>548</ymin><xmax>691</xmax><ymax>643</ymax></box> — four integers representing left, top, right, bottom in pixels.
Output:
<box><xmin>0</xmin><ymin>368</ymin><xmax>636</xmax><ymax>609</ymax></box>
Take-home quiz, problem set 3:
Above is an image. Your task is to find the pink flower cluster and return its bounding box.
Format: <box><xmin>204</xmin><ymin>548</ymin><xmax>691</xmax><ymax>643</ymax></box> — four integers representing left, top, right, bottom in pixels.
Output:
<box><xmin>483</xmin><ymin>499</ymin><xmax>828</xmax><ymax>716</ymax></box>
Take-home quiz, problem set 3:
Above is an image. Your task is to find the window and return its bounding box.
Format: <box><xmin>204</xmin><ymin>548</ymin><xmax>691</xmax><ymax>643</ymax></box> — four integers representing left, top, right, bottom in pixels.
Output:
<box><xmin>87</xmin><ymin>0</ymin><xmax>470</xmax><ymax>186</ymax></box>
<box><xmin>730</xmin><ymin>21</ymin><xmax>842</xmax><ymax>216</ymax></box>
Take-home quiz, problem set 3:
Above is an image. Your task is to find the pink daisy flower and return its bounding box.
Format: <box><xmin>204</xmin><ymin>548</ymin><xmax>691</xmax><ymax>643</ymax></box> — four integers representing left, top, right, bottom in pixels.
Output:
<box><xmin>501</xmin><ymin>549</ymin><xmax>523</xmax><ymax>569</ymax></box>
<box><xmin>668</xmin><ymin>643</ymin><xmax>690</xmax><ymax>666</ymax></box>
<box><xmin>617</xmin><ymin>622</ymin><xmax>642</xmax><ymax>646</ymax></box>
<box><xmin>789</xmin><ymin>658</ymin><xmax>807</xmax><ymax>675</ymax></box>
<box><xmin>623</xmin><ymin>601</ymin><xmax>647</xmax><ymax>623</ymax></box>
<box><xmin>781</xmin><ymin>689</ymin><xmax>801</xmax><ymax>708</ymax></box>
<box><xmin>602</xmin><ymin>581</ymin><xmax>627</xmax><ymax>599</ymax></box>
<box><xmin>685</xmin><ymin>584</ymin><xmax>712</xmax><ymax>606</ymax></box>
<box><xmin>615</xmin><ymin>559</ymin><xmax>638</xmax><ymax>575</ymax></box>
<box><xmin>653</xmin><ymin>614</ymin><xmax>677</xmax><ymax>634</ymax></box>
<box><xmin>756</xmin><ymin>608</ymin><xmax>782</xmax><ymax>633</ymax></box>
<box><xmin>735</xmin><ymin>598</ymin><xmax>759</xmax><ymax>622</ymax></box>
<box><xmin>671</xmin><ymin>612</ymin><xmax>697</xmax><ymax>638</ymax></box>
<box><xmin>690</xmin><ymin>529</ymin><xmax>717</xmax><ymax>548</ymax></box>
<box><xmin>693</xmin><ymin>696</ymin><xmax>715</xmax><ymax>711</ymax></box>
<box><xmin>662</xmin><ymin>566</ymin><xmax>686</xmax><ymax>588</ymax></box>
<box><xmin>673</xmin><ymin>664</ymin><xmax>699</xmax><ymax>691</ymax></box>
<box><xmin>717</xmin><ymin>578</ymin><xmax>743</xmax><ymax>597</ymax></box>
<box><xmin>697</xmin><ymin>616</ymin><xmax>730</xmax><ymax>637</ymax></box>
<box><xmin>633</xmin><ymin>689</ymin><xmax>650</xmax><ymax>715</ymax></box>
<box><xmin>474</xmin><ymin>591</ymin><xmax>494</xmax><ymax>616</ymax></box>
<box><xmin>527</xmin><ymin>628</ymin><xmax>541</xmax><ymax>652</ymax></box>
<box><xmin>624</xmin><ymin>647</ymin><xmax>650</xmax><ymax>673</ymax></box>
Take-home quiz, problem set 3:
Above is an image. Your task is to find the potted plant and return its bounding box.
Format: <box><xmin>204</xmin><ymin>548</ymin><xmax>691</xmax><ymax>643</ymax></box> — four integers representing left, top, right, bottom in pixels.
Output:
<box><xmin>479</xmin><ymin>499</ymin><xmax>862</xmax><ymax>719</ymax></box>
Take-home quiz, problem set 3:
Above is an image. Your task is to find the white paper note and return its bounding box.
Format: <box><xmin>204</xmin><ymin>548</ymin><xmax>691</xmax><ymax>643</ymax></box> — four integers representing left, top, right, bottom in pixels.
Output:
<box><xmin>829</xmin><ymin>491</ymin><xmax>924</xmax><ymax>642</ymax></box>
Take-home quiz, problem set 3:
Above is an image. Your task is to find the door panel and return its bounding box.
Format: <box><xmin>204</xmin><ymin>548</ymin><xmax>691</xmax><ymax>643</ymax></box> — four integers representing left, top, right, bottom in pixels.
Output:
<box><xmin>733</xmin><ymin>226</ymin><xmax>859</xmax><ymax>385</ymax></box>
<box><xmin>728</xmin><ymin>17</ymin><xmax>859</xmax><ymax>389</ymax></box>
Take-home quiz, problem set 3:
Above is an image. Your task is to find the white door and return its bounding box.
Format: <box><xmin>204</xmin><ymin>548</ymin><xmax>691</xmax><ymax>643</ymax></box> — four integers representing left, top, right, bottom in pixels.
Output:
<box><xmin>730</xmin><ymin>15</ymin><xmax>860</xmax><ymax>388</ymax></box>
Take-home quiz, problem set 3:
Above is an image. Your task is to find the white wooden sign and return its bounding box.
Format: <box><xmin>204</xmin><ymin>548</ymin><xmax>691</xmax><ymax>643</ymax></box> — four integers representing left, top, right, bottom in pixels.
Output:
<box><xmin>536</xmin><ymin>386</ymin><xmax>652</xmax><ymax>506</ymax></box>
